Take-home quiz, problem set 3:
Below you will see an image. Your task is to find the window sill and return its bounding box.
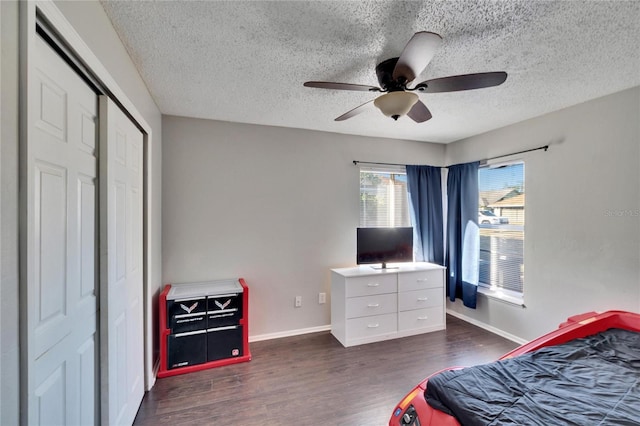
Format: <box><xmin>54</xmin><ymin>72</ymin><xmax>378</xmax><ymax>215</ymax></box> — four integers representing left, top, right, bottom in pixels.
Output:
<box><xmin>477</xmin><ymin>286</ymin><xmax>525</xmax><ymax>307</ymax></box>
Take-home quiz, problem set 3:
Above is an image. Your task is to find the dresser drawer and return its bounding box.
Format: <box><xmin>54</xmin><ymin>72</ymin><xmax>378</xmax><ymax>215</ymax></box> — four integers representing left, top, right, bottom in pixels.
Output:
<box><xmin>345</xmin><ymin>274</ymin><xmax>397</xmax><ymax>297</ymax></box>
<box><xmin>398</xmin><ymin>288</ymin><xmax>442</xmax><ymax>312</ymax></box>
<box><xmin>347</xmin><ymin>313</ymin><xmax>397</xmax><ymax>339</ymax></box>
<box><xmin>398</xmin><ymin>306</ymin><xmax>444</xmax><ymax>331</ymax></box>
<box><xmin>346</xmin><ymin>293</ymin><xmax>397</xmax><ymax>319</ymax></box>
<box><xmin>398</xmin><ymin>269</ymin><xmax>443</xmax><ymax>292</ymax></box>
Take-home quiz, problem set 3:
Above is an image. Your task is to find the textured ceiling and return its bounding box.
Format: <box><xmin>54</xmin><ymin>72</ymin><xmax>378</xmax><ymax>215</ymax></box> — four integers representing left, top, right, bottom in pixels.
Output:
<box><xmin>99</xmin><ymin>0</ymin><xmax>640</xmax><ymax>143</ymax></box>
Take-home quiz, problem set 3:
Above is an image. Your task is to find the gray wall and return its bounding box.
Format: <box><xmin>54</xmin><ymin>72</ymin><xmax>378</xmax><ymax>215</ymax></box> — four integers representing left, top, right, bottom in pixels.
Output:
<box><xmin>445</xmin><ymin>87</ymin><xmax>640</xmax><ymax>341</ymax></box>
<box><xmin>1</xmin><ymin>1</ymin><xmax>162</xmax><ymax>423</ymax></box>
<box><xmin>162</xmin><ymin>116</ymin><xmax>445</xmax><ymax>337</ymax></box>
<box><xmin>1</xmin><ymin>2</ymin><xmax>20</xmax><ymax>423</ymax></box>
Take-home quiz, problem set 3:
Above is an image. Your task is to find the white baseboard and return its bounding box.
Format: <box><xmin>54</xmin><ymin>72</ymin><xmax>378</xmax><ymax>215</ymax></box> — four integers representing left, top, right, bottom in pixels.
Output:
<box><xmin>249</xmin><ymin>324</ymin><xmax>331</xmax><ymax>342</ymax></box>
<box><xmin>446</xmin><ymin>309</ymin><xmax>528</xmax><ymax>345</ymax></box>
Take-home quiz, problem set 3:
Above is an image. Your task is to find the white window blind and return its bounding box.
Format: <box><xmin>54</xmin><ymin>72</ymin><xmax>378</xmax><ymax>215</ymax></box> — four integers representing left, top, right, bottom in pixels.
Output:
<box><xmin>478</xmin><ymin>162</ymin><xmax>525</xmax><ymax>295</ymax></box>
<box><xmin>359</xmin><ymin>165</ymin><xmax>411</xmax><ymax>228</ymax></box>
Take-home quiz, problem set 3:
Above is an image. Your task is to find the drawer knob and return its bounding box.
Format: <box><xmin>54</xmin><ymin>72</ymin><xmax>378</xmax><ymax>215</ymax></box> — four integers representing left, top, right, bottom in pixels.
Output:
<box><xmin>418</xmin><ymin>316</ymin><xmax>429</xmax><ymax>320</ymax></box>
<box><xmin>367</xmin><ymin>283</ymin><xmax>380</xmax><ymax>287</ymax></box>
<box><xmin>367</xmin><ymin>323</ymin><xmax>380</xmax><ymax>328</ymax></box>
<box><xmin>417</xmin><ymin>278</ymin><xmax>429</xmax><ymax>282</ymax></box>
<box><xmin>367</xmin><ymin>303</ymin><xmax>380</xmax><ymax>308</ymax></box>
<box><xmin>417</xmin><ymin>297</ymin><xmax>429</xmax><ymax>302</ymax></box>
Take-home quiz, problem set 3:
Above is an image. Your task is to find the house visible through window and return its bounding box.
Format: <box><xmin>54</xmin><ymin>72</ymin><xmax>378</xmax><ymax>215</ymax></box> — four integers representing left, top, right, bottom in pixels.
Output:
<box><xmin>359</xmin><ymin>166</ymin><xmax>410</xmax><ymax>228</ymax></box>
<box><xmin>478</xmin><ymin>162</ymin><xmax>525</xmax><ymax>296</ymax></box>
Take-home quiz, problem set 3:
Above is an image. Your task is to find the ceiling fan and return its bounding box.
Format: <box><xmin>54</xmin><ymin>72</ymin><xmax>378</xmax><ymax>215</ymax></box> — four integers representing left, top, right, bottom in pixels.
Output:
<box><xmin>303</xmin><ymin>31</ymin><xmax>507</xmax><ymax>123</ymax></box>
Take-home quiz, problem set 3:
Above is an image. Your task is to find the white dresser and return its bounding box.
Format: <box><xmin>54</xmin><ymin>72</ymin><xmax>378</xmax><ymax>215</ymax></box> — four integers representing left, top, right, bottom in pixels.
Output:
<box><xmin>331</xmin><ymin>262</ymin><xmax>446</xmax><ymax>347</ymax></box>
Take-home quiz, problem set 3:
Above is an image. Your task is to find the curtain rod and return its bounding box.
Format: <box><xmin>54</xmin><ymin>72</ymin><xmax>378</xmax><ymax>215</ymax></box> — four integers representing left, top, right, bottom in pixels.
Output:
<box><xmin>353</xmin><ymin>144</ymin><xmax>549</xmax><ymax>168</ymax></box>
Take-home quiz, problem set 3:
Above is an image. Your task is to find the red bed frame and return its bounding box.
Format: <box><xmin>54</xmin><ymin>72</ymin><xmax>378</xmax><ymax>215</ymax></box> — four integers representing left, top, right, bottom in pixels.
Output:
<box><xmin>389</xmin><ymin>310</ymin><xmax>640</xmax><ymax>426</ymax></box>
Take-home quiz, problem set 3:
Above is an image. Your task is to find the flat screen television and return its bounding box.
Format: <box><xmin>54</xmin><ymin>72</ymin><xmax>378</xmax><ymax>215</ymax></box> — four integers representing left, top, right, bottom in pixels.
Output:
<box><xmin>356</xmin><ymin>227</ymin><xmax>413</xmax><ymax>269</ymax></box>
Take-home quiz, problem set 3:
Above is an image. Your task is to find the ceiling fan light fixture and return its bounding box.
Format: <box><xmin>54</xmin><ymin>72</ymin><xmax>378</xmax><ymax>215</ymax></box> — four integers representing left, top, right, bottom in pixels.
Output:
<box><xmin>374</xmin><ymin>91</ymin><xmax>419</xmax><ymax>120</ymax></box>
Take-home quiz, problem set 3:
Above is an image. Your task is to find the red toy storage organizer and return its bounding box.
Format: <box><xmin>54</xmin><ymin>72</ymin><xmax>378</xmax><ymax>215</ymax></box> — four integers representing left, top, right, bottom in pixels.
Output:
<box><xmin>158</xmin><ymin>278</ymin><xmax>251</xmax><ymax>378</ymax></box>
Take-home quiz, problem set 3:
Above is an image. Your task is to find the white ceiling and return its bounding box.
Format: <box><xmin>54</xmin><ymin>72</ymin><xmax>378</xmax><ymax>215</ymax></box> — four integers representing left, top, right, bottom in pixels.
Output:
<box><xmin>99</xmin><ymin>1</ymin><xmax>640</xmax><ymax>144</ymax></box>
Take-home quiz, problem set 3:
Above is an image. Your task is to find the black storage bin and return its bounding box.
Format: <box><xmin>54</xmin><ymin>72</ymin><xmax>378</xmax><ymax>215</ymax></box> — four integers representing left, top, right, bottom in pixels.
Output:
<box><xmin>167</xmin><ymin>330</ymin><xmax>207</xmax><ymax>369</ymax></box>
<box><xmin>167</xmin><ymin>296</ymin><xmax>207</xmax><ymax>333</ymax></box>
<box><xmin>206</xmin><ymin>293</ymin><xmax>242</xmax><ymax>327</ymax></box>
<box><xmin>207</xmin><ymin>326</ymin><xmax>243</xmax><ymax>362</ymax></box>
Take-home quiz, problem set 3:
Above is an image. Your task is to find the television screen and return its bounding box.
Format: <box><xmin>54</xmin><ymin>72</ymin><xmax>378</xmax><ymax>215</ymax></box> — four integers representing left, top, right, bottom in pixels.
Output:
<box><xmin>356</xmin><ymin>227</ymin><xmax>413</xmax><ymax>268</ymax></box>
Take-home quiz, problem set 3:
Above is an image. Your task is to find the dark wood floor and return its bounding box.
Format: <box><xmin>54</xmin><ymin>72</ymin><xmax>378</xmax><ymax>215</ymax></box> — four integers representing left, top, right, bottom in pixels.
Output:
<box><xmin>134</xmin><ymin>315</ymin><xmax>517</xmax><ymax>426</ymax></box>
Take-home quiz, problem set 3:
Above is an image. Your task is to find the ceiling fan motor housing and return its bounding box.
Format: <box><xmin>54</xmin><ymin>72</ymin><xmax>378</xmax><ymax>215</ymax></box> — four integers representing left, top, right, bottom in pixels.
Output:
<box><xmin>376</xmin><ymin>58</ymin><xmax>405</xmax><ymax>91</ymax></box>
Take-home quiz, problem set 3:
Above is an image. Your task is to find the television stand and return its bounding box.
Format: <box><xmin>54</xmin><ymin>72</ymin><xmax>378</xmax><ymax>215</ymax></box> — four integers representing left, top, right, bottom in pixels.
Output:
<box><xmin>371</xmin><ymin>262</ymin><xmax>399</xmax><ymax>270</ymax></box>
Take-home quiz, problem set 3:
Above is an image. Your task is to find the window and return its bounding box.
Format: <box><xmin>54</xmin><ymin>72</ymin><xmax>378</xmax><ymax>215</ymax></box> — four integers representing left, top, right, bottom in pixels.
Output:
<box><xmin>478</xmin><ymin>162</ymin><xmax>525</xmax><ymax>296</ymax></box>
<box><xmin>359</xmin><ymin>166</ymin><xmax>410</xmax><ymax>228</ymax></box>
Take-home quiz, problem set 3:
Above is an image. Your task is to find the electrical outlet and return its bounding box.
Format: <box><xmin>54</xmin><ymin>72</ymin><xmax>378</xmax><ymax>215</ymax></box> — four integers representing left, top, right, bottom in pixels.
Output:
<box><xmin>295</xmin><ymin>296</ymin><xmax>302</xmax><ymax>308</ymax></box>
<box><xmin>318</xmin><ymin>292</ymin><xmax>326</xmax><ymax>304</ymax></box>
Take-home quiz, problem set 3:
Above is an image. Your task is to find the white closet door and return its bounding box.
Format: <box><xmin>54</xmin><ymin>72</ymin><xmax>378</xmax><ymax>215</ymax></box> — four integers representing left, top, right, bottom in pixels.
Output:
<box><xmin>26</xmin><ymin>35</ymin><xmax>98</xmax><ymax>425</ymax></box>
<box><xmin>99</xmin><ymin>96</ymin><xmax>145</xmax><ymax>426</ymax></box>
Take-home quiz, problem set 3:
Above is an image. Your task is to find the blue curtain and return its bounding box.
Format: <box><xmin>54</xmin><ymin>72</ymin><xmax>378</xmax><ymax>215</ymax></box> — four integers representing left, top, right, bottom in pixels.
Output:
<box><xmin>406</xmin><ymin>165</ymin><xmax>444</xmax><ymax>265</ymax></box>
<box><xmin>446</xmin><ymin>162</ymin><xmax>480</xmax><ymax>308</ymax></box>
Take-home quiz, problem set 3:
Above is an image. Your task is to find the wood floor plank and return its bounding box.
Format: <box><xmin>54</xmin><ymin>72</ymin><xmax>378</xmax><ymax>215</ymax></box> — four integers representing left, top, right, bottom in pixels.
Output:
<box><xmin>135</xmin><ymin>315</ymin><xmax>518</xmax><ymax>425</ymax></box>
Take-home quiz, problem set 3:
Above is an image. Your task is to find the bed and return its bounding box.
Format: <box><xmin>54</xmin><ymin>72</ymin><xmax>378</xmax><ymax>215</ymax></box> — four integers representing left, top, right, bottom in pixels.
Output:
<box><xmin>388</xmin><ymin>310</ymin><xmax>640</xmax><ymax>426</ymax></box>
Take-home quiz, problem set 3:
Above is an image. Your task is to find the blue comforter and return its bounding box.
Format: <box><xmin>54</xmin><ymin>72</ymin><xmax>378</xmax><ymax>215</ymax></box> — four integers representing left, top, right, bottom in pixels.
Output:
<box><xmin>425</xmin><ymin>328</ymin><xmax>640</xmax><ymax>425</ymax></box>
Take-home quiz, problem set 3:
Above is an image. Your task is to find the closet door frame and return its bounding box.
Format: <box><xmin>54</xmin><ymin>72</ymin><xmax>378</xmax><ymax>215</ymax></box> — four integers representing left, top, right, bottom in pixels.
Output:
<box><xmin>19</xmin><ymin>1</ymin><xmax>157</xmax><ymax>423</ymax></box>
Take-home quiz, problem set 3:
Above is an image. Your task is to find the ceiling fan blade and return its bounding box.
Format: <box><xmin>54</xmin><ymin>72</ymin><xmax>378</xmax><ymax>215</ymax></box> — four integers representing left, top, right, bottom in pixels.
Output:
<box><xmin>415</xmin><ymin>72</ymin><xmax>508</xmax><ymax>93</ymax></box>
<box><xmin>407</xmin><ymin>100</ymin><xmax>432</xmax><ymax>123</ymax></box>
<box><xmin>392</xmin><ymin>31</ymin><xmax>443</xmax><ymax>83</ymax></box>
<box><xmin>335</xmin><ymin>99</ymin><xmax>375</xmax><ymax>121</ymax></box>
<box><xmin>304</xmin><ymin>81</ymin><xmax>380</xmax><ymax>92</ymax></box>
